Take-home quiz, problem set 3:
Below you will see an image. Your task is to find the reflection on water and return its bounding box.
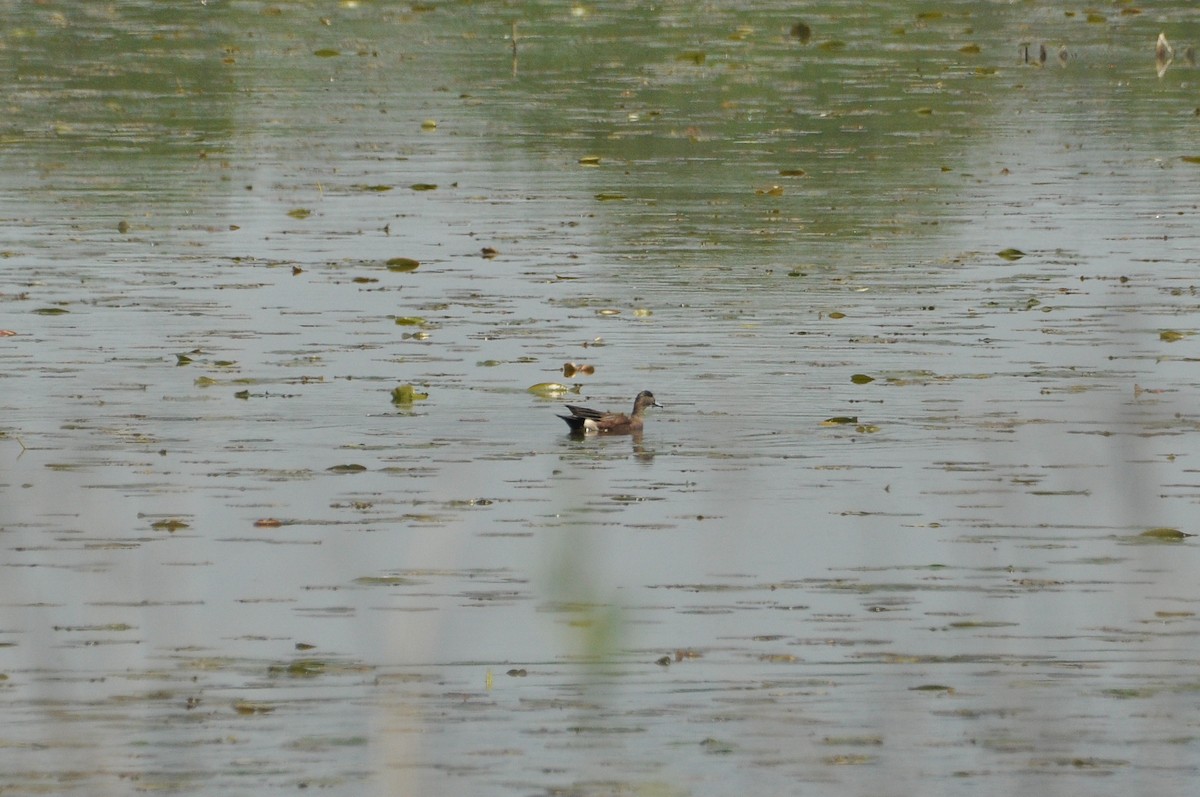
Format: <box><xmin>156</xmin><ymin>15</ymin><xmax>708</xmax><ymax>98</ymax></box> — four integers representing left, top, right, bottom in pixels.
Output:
<box><xmin>3</xmin><ymin>2</ymin><xmax>1200</xmax><ymax>794</ymax></box>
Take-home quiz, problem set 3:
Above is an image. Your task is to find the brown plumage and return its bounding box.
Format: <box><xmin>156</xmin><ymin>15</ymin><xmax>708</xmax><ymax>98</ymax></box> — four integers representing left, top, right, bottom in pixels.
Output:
<box><xmin>557</xmin><ymin>390</ymin><xmax>662</xmax><ymax>434</ymax></box>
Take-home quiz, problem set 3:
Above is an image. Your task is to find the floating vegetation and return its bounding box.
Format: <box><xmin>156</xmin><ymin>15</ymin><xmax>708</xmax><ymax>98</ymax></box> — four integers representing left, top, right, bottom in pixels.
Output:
<box><xmin>527</xmin><ymin>382</ymin><xmax>572</xmax><ymax>398</ymax></box>
<box><xmin>391</xmin><ymin>384</ymin><xmax>429</xmax><ymax>404</ymax></box>
<box><xmin>327</xmin><ymin>464</ymin><xmax>368</xmax><ymax>473</ymax></box>
<box><xmin>1138</xmin><ymin>527</ymin><xmax>1192</xmax><ymax>541</ymax></box>
<box><xmin>821</xmin><ymin>416</ymin><xmax>859</xmax><ymax>426</ymax></box>
<box><xmin>997</xmin><ymin>247</ymin><xmax>1026</xmax><ymax>261</ymax></box>
<box><xmin>386</xmin><ymin>257</ymin><xmax>420</xmax><ymax>272</ymax></box>
<box><xmin>562</xmin><ymin>362</ymin><xmax>594</xmax><ymax>377</ymax></box>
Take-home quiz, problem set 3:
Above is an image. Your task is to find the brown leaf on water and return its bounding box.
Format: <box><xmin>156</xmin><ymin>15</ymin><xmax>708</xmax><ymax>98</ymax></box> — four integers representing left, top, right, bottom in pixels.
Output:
<box><xmin>821</xmin><ymin>416</ymin><xmax>859</xmax><ymax>426</ymax></box>
<box><xmin>1159</xmin><ymin>329</ymin><xmax>1188</xmax><ymax>342</ymax></box>
<box><xmin>254</xmin><ymin>518</ymin><xmax>284</xmax><ymax>528</ymax></box>
<box><xmin>151</xmin><ymin>519</ymin><xmax>189</xmax><ymax>532</ymax></box>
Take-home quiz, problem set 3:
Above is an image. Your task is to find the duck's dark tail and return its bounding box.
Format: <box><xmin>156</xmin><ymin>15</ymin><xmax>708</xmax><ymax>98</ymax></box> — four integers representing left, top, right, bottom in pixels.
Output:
<box><xmin>557</xmin><ymin>414</ymin><xmax>587</xmax><ymax>432</ymax></box>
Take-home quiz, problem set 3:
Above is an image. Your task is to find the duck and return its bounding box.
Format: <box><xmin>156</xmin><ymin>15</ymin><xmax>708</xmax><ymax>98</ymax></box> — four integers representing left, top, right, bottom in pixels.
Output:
<box><xmin>557</xmin><ymin>390</ymin><xmax>662</xmax><ymax>434</ymax></box>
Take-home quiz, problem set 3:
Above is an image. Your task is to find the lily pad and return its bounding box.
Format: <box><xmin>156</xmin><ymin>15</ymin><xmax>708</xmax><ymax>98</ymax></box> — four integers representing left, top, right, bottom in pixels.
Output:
<box><xmin>386</xmin><ymin>257</ymin><xmax>420</xmax><ymax>272</ymax></box>
<box><xmin>821</xmin><ymin>416</ymin><xmax>859</xmax><ymax>426</ymax></box>
<box><xmin>528</xmin><ymin>382</ymin><xmax>571</xmax><ymax>398</ymax></box>
<box><xmin>1139</xmin><ymin>527</ymin><xmax>1192</xmax><ymax>541</ymax></box>
<box><xmin>391</xmin><ymin>384</ymin><xmax>429</xmax><ymax>404</ymax></box>
<box><xmin>997</xmin><ymin>247</ymin><xmax>1025</xmax><ymax>261</ymax></box>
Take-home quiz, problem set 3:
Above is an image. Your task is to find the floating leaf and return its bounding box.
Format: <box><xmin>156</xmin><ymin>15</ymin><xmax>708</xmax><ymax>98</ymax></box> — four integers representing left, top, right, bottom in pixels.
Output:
<box><xmin>828</xmin><ymin>311</ymin><xmax>846</xmax><ymax>319</ymax></box>
<box><xmin>254</xmin><ymin>518</ymin><xmax>284</xmax><ymax>528</ymax></box>
<box><xmin>1139</xmin><ymin>527</ymin><xmax>1192</xmax><ymax>540</ymax></box>
<box><xmin>562</xmin><ymin>363</ymin><xmax>595</xmax><ymax>378</ymax></box>
<box><xmin>327</xmin><ymin>463</ymin><xmax>368</xmax><ymax>473</ymax></box>
<box><xmin>595</xmin><ymin>192</ymin><xmax>626</xmax><ymax>201</ymax></box>
<box><xmin>755</xmin><ymin>185</ymin><xmax>784</xmax><ymax>196</ymax></box>
<box><xmin>386</xmin><ymin>257</ymin><xmax>420</xmax><ymax>272</ymax></box>
<box><xmin>283</xmin><ymin>659</ymin><xmax>327</xmax><ymax>677</ymax></box>
<box><xmin>596</xmin><ymin>308</ymin><xmax>621</xmax><ymax>316</ymax></box>
<box><xmin>353</xmin><ymin>576</ymin><xmax>414</xmax><ymax>586</ymax></box>
<box><xmin>958</xmin><ymin>43</ymin><xmax>981</xmax><ymax>54</ymax></box>
<box><xmin>996</xmin><ymin>247</ymin><xmax>1025</xmax><ymax>261</ymax></box>
<box><xmin>391</xmin><ymin>384</ymin><xmax>429</xmax><ymax>404</ymax></box>
<box><xmin>856</xmin><ymin>424</ymin><xmax>881</xmax><ymax>433</ymax></box>
<box><xmin>779</xmin><ymin>168</ymin><xmax>807</xmax><ymax>177</ymax></box>
<box><xmin>420</xmin><ymin>119</ymin><xmax>437</xmax><ymax>130</ymax></box>
<box><xmin>821</xmin><ymin>416</ymin><xmax>859</xmax><ymax>426</ymax></box>
<box><xmin>233</xmin><ymin>701</ymin><xmax>274</xmax><ymax>714</ymax></box>
<box><xmin>410</xmin><ymin>183</ymin><xmax>437</xmax><ymax>191</ymax></box>
<box><xmin>676</xmin><ymin>51</ymin><xmax>706</xmax><ymax>65</ymax></box>
<box><xmin>1181</xmin><ymin>156</ymin><xmax>1200</xmax><ymax>165</ymax></box>
<box><xmin>233</xmin><ymin>389</ymin><xmax>250</xmax><ymax>399</ymax></box>
<box><xmin>393</xmin><ymin>316</ymin><xmax>426</xmax><ymax>326</ymax></box>
<box><xmin>578</xmin><ymin>155</ymin><xmax>602</xmax><ymax>165</ymax></box>
<box><xmin>32</xmin><ymin>307</ymin><xmax>68</xmax><ymax>315</ymax></box>
<box><xmin>313</xmin><ymin>48</ymin><xmax>340</xmax><ymax>58</ymax></box>
<box><xmin>915</xmin><ymin>107</ymin><xmax>933</xmax><ymax>115</ymax></box>
<box><xmin>1159</xmin><ymin>329</ymin><xmax>1187</xmax><ymax>342</ymax></box>
<box><xmin>850</xmin><ymin>374</ymin><xmax>875</xmax><ymax>384</ymax></box>
<box><xmin>355</xmin><ymin>184</ymin><xmax>393</xmax><ymax>192</ymax></box>
<box><xmin>528</xmin><ymin>382</ymin><xmax>571</xmax><ymax>398</ymax></box>
<box><xmin>287</xmin><ymin>208</ymin><xmax>311</xmax><ymax>219</ymax></box>
<box><xmin>151</xmin><ymin>519</ymin><xmax>189</xmax><ymax>532</ymax></box>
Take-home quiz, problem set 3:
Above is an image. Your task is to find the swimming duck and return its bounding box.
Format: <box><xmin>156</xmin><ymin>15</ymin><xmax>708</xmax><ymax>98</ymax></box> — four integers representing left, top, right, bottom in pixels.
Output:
<box><xmin>557</xmin><ymin>390</ymin><xmax>662</xmax><ymax>434</ymax></box>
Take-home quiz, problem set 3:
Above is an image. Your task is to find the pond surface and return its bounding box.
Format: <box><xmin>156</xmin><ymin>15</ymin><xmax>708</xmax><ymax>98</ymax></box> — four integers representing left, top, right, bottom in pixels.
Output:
<box><xmin>4</xmin><ymin>2</ymin><xmax>1200</xmax><ymax>794</ymax></box>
